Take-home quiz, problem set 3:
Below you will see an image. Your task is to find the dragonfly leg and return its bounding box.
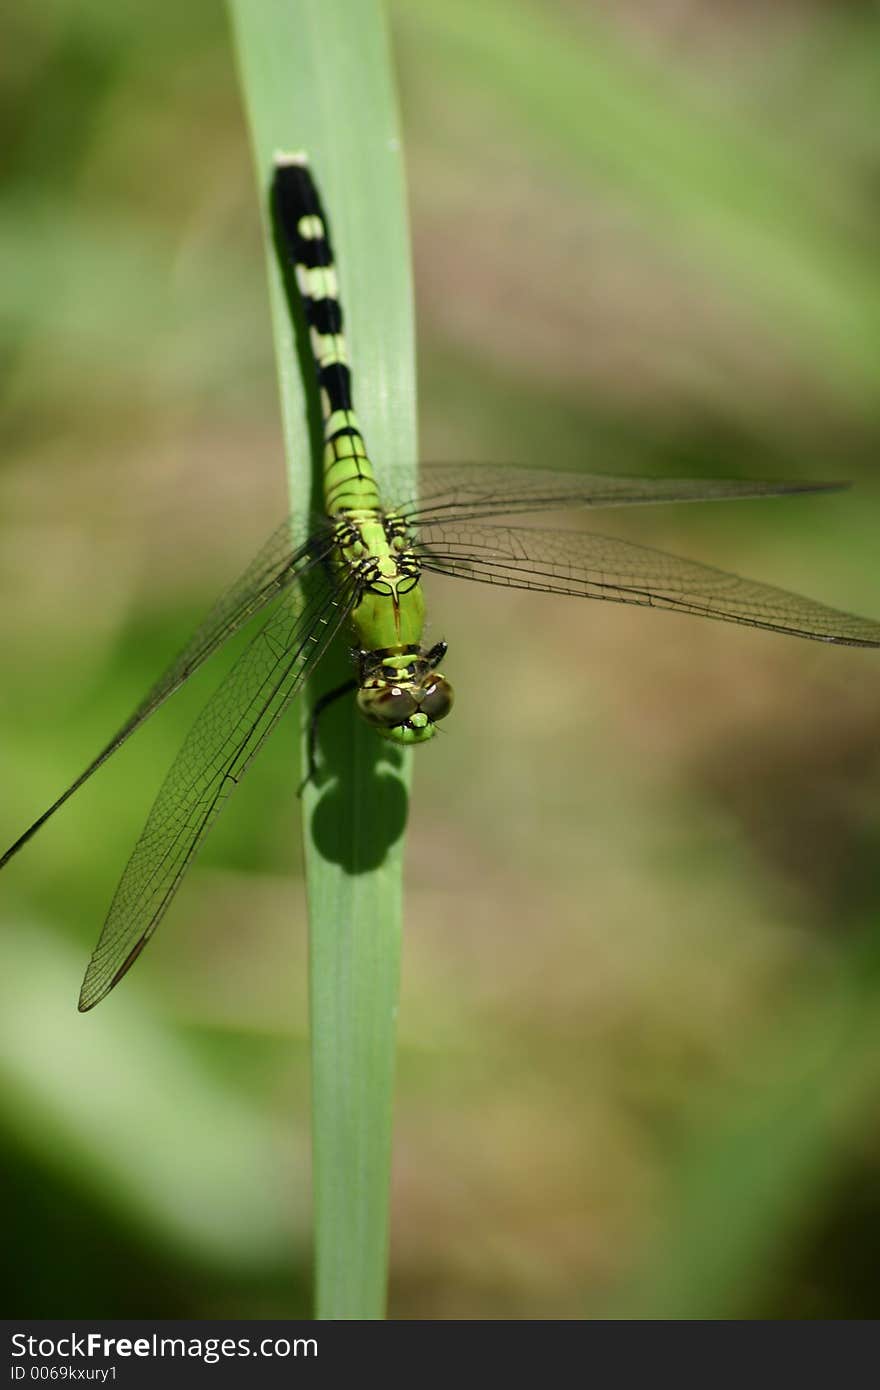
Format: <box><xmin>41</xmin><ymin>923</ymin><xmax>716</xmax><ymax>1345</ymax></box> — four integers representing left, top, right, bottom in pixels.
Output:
<box><xmin>299</xmin><ymin>677</ymin><xmax>358</xmax><ymax>793</ymax></box>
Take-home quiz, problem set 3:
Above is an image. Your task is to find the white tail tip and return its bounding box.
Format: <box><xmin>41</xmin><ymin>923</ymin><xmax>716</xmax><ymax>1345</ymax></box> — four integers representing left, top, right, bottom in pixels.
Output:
<box><xmin>273</xmin><ymin>149</ymin><xmax>309</xmax><ymax>168</ymax></box>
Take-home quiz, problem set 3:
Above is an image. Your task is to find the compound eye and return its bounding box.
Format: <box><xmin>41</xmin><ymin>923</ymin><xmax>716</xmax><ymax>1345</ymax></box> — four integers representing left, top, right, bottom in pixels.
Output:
<box><xmin>358</xmin><ymin>684</ymin><xmax>418</xmax><ymax>728</ymax></box>
<box><xmin>419</xmin><ymin>676</ymin><xmax>454</xmax><ymax>722</ymax></box>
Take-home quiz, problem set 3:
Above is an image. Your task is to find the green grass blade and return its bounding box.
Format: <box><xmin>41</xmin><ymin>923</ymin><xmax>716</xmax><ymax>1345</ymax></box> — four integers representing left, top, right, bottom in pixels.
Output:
<box><xmin>0</xmin><ymin>920</ymin><xmax>299</xmax><ymax>1268</ymax></box>
<box><xmin>227</xmin><ymin>0</ymin><xmax>415</xmax><ymax>1319</ymax></box>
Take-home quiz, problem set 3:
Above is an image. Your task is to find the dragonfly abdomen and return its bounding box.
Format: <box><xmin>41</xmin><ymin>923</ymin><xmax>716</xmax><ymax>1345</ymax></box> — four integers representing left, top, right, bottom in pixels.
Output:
<box><xmin>273</xmin><ymin>152</ymin><xmax>382</xmax><ymax>518</ymax></box>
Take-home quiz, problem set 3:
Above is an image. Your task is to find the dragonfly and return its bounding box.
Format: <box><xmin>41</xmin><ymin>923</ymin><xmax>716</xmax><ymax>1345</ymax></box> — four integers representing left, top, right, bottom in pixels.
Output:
<box><xmin>4</xmin><ymin>151</ymin><xmax>880</xmax><ymax>1012</ymax></box>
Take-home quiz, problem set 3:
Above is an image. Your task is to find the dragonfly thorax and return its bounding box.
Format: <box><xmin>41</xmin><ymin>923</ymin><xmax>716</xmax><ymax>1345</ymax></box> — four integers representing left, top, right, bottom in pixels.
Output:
<box><xmin>356</xmin><ymin>643</ymin><xmax>454</xmax><ymax>745</ymax></box>
<box><xmin>333</xmin><ymin>508</ymin><xmax>429</xmax><ymax>655</ymax></box>
<box><xmin>334</xmin><ymin>510</ymin><xmax>418</xmax><ymax>585</ymax></box>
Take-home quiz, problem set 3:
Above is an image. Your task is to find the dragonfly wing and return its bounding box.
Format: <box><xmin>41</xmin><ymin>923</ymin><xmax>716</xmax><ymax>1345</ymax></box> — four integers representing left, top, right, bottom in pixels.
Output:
<box><xmin>0</xmin><ymin>518</ymin><xmax>331</xmax><ymax>871</ymax></box>
<box><xmin>129</xmin><ymin>517</ymin><xmax>326</xmax><ymax>715</ymax></box>
<box><xmin>414</xmin><ymin>521</ymin><xmax>880</xmax><ymax>647</ymax></box>
<box><xmin>393</xmin><ymin>463</ymin><xmax>847</xmax><ymax>527</ymax></box>
<box><xmin>77</xmin><ymin>565</ymin><xmax>358</xmax><ymax>1011</ymax></box>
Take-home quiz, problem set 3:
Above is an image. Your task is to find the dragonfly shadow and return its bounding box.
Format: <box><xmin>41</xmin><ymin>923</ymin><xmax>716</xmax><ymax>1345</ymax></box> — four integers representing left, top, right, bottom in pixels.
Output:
<box><xmin>305</xmin><ymin>645</ymin><xmax>410</xmax><ymax>873</ymax></box>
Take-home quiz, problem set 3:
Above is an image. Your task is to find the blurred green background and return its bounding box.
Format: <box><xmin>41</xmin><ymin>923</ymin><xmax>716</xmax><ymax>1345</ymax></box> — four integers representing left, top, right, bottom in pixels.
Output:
<box><xmin>3</xmin><ymin>0</ymin><xmax>880</xmax><ymax>1319</ymax></box>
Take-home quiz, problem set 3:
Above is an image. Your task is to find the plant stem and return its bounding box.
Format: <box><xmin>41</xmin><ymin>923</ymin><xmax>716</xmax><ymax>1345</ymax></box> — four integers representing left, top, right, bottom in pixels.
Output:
<box><xmin>228</xmin><ymin>0</ymin><xmax>415</xmax><ymax>1319</ymax></box>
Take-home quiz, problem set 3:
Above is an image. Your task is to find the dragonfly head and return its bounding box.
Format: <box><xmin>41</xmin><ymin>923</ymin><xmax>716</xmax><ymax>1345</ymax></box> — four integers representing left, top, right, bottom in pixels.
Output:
<box><xmin>356</xmin><ymin>642</ymin><xmax>454</xmax><ymax>746</ymax></box>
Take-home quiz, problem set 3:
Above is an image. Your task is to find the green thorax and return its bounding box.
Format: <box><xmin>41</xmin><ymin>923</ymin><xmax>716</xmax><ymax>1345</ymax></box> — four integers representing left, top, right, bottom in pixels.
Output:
<box><xmin>323</xmin><ymin>420</ymin><xmax>426</xmax><ymax>653</ymax></box>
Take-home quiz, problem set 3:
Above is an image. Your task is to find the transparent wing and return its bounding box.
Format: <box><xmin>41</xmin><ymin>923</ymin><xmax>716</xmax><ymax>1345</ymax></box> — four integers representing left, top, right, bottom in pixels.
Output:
<box><xmin>414</xmin><ymin>521</ymin><xmax>880</xmax><ymax>647</ymax></box>
<box><xmin>77</xmin><ymin>565</ymin><xmax>358</xmax><ymax>1011</ymax></box>
<box><xmin>1</xmin><ymin>517</ymin><xmax>332</xmax><ymax>871</ymax></box>
<box><xmin>388</xmin><ymin>463</ymin><xmax>848</xmax><ymax>527</ymax></box>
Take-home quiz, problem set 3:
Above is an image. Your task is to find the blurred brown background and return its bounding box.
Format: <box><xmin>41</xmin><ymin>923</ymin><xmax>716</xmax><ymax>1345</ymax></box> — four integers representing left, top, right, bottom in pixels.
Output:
<box><xmin>2</xmin><ymin>0</ymin><xmax>880</xmax><ymax>1318</ymax></box>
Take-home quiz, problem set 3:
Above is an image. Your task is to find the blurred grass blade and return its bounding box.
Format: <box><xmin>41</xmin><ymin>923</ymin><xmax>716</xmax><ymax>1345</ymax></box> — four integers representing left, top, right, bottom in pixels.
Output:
<box><xmin>228</xmin><ymin>0</ymin><xmax>415</xmax><ymax>1318</ymax></box>
<box><xmin>400</xmin><ymin>0</ymin><xmax>880</xmax><ymax>409</ymax></box>
<box><xmin>0</xmin><ymin>921</ymin><xmax>299</xmax><ymax>1268</ymax></box>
